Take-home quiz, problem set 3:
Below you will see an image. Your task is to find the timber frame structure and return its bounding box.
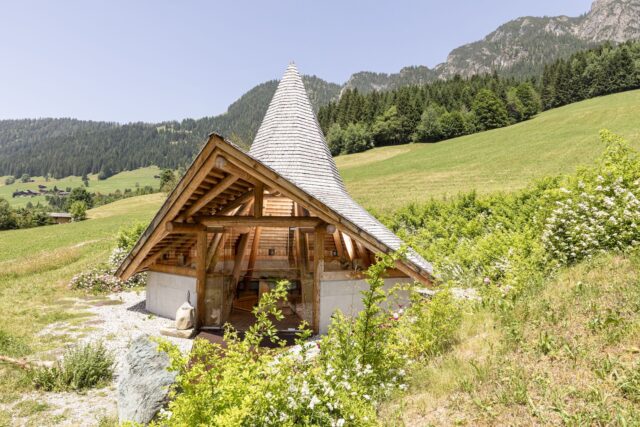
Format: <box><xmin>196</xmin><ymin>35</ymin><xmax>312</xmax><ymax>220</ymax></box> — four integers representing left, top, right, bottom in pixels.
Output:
<box><xmin>116</xmin><ymin>64</ymin><xmax>433</xmax><ymax>334</ymax></box>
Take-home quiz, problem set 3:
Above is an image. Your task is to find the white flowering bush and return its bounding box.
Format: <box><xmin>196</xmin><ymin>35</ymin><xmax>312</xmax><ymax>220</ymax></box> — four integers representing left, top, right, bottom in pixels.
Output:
<box><xmin>542</xmin><ymin>130</ymin><xmax>640</xmax><ymax>265</ymax></box>
<box><xmin>151</xmin><ymin>252</ymin><xmax>455</xmax><ymax>426</ymax></box>
<box><xmin>69</xmin><ymin>223</ymin><xmax>147</xmax><ymax>292</ymax></box>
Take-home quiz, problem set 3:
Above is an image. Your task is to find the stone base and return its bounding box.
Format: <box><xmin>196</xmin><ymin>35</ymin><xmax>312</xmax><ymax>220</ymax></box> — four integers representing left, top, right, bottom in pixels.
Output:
<box><xmin>160</xmin><ymin>326</ymin><xmax>195</xmax><ymax>339</ymax></box>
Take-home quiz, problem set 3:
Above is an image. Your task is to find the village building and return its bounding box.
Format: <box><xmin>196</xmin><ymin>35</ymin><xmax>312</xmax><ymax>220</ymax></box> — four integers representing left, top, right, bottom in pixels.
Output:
<box><xmin>116</xmin><ymin>64</ymin><xmax>433</xmax><ymax>334</ymax></box>
<box><xmin>48</xmin><ymin>212</ymin><xmax>73</xmax><ymax>224</ymax></box>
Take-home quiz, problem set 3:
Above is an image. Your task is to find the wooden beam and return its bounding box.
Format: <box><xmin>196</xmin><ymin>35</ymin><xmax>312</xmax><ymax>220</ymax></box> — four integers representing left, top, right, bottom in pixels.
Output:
<box><xmin>332</xmin><ymin>231</ymin><xmax>344</xmax><ymax>259</ymax></box>
<box><xmin>217</xmin><ymin>189</ymin><xmax>253</xmax><ymax>215</ymax></box>
<box><xmin>313</xmin><ymin>224</ymin><xmax>325</xmax><ymax>334</ymax></box>
<box><xmin>118</xmin><ymin>143</ymin><xmax>222</xmax><ymax>280</ymax></box>
<box><xmin>254</xmin><ymin>183</ymin><xmax>264</xmax><ymax>218</ymax></box>
<box><xmin>247</xmin><ymin>227</ymin><xmax>262</xmax><ymax>276</ymax></box>
<box><xmin>224</xmin><ymin>232</ymin><xmax>251</xmax><ymax>320</ymax></box>
<box><xmin>394</xmin><ymin>260</ymin><xmax>431</xmax><ymax>285</ymax></box>
<box><xmin>197</xmin><ymin>216</ymin><xmax>321</xmax><ymax>228</ymax></box>
<box><xmin>214</xmin><ymin>141</ymin><xmax>433</xmax><ymax>285</ymax></box>
<box><xmin>205</xmin><ymin>233</ymin><xmax>224</xmax><ymax>271</ymax></box>
<box><xmin>140</xmin><ymin>235</ymin><xmax>193</xmax><ymax>270</ymax></box>
<box><xmin>179</xmin><ymin>173</ymin><xmax>238</xmax><ymax>220</ymax></box>
<box><xmin>355</xmin><ymin>241</ymin><xmax>372</xmax><ymax>266</ymax></box>
<box><xmin>165</xmin><ymin>222</ymin><xmax>206</xmax><ymax>234</ymax></box>
<box><xmin>342</xmin><ymin>232</ymin><xmax>355</xmax><ymax>261</ymax></box>
<box><xmin>196</xmin><ymin>231</ymin><xmax>208</xmax><ymax>328</ymax></box>
<box><xmin>147</xmin><ymin>263</ymin><xmax>196</xmax><ymax>277</ymax></box>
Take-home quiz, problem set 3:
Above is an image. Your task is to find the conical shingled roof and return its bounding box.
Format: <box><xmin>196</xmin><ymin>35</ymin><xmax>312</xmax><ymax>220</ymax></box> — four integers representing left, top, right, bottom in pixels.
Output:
<box><xmin>249</xmin><ymin>64</ymin><xmax>432</xmax><ymax>275</ymax></box>
<box><xmin>250</xmin><ymin>63</ymin><xmax>346</xmax><ymax>194</ymax></box>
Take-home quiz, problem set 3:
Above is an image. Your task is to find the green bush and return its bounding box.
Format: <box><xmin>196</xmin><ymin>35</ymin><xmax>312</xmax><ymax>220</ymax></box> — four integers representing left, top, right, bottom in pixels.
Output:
<box><xmin>542</xmin><ymin>130</ymin><xmax>640</xmax><ymax>265</ymax></box>
<box><xmin>399</xmin><ymin>289</ymin><xmax>462</xmax><ymax>359</ymax></box>
<box><xmin>32</xmin><ymin>342</ymin><xmax>114</xmax><ymax>391</ymax></box>
<box><xmin>153</xmin><ymin>253</ymin><xmax>447</xmax><ymax>426</ymax></box>
<box><xmin>69</xmin><ymin>200</ymin><xmax>87</xmax><ymax>221</ymax></box>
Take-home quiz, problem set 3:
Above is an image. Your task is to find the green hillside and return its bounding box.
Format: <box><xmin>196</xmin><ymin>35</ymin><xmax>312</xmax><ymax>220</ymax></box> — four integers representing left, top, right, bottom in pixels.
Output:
<box><xmin>0</xmin><ymin>166</ymin><xmax>160</xmax><ymax>208</ymax></box>
<box><xmin>337</xmin><ymin>89</ymin><xmax>640</xmax><ymax>210</ymax></box>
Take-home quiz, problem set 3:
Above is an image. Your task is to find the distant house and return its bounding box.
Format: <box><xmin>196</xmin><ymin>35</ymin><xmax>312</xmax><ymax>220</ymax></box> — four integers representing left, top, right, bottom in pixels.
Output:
<box><xmin>38</xmin><ymin>184</ymin><xmax>47</xmax><ymax>189</ymax></box>
<box><xmin>48</xmin><ymin>212</ymin><xmax>73</xmax><ymax>224</ymax></box>
<box><xmin>116</xmin><ymin>64</ymin><xmax>433</xmax><ymax>335</ymax></box>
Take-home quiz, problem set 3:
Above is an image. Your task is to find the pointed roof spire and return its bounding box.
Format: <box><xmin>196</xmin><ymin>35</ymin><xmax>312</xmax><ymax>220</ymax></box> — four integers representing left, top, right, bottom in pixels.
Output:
<box><xmin>249</xmin><ymin>63</ymin><xmax>346</xmax><ymax>194</ymax></box>
<box><xmin>249</xmin><ymin>63</ymin><xmax>433</xmax><ymax>276</ymax></box>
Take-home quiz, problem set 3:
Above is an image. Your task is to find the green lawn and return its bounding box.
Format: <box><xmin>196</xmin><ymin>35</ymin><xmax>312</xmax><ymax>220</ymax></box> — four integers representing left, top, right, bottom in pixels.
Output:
<box><xmin>0</xmin><ymin>166</ymin><xmax>161</xmax><ymax>208</ymax></box>
<box><xmin>336</xmin><ymin>89</ymin><xmax>640</xmax><ymax>210</ymax></box>
<box><xmin>0</xmin><ymin>194</ymin><xmax>163</xmax><ymax>402</ymax></box>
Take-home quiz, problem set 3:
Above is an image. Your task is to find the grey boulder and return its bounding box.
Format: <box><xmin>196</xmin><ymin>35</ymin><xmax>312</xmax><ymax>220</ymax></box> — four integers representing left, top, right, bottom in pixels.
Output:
<box><xmin>117</xmin><ymin>334</ymin><xmax>176</xmax><ymax>425</ymax></box>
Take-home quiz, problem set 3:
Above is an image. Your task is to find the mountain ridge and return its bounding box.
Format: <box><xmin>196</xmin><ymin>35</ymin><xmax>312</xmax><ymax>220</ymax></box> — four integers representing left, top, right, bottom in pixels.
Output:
<box><xmin>1</xmin><ymin>0</ymin><xmax>638</xmax><ymax>178</ymax></box>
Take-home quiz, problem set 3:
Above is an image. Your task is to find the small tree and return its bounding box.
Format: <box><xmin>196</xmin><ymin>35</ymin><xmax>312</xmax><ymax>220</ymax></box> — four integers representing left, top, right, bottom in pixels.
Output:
<box><xmin>342</xmin><ymin>122</ymin><xmax>373</xmax><ymax>154</ymax></box>
<box><xmin>515</xmin><ymin>82</ymin><xmax>542</xmax><ymax>120</ymax></box>
<box><xmin>66</xmin><ymin>187</ymin><xmax>94</xmax><ymax>209</ymax></box>
<box><xmin>438</xmin><ymin>111</ymin><xmax>468</xmax><ymax>139</ymax></box>
<box><xmin>159</xmin><ymin>169</ymin><xmax>177</xmax><ymax>193</ymax></box>
<box><xmin>20</xmin><ymin>173</ymin><xmax>31</xmax><ymax>183</ymax></box>
<box><xmin>4</xmin><ymin>176</ymin><xmax>15</xmax><ymax>185</ymax></box>
<box><xmin>412</xmin><ymin>105</ymin><xmax>445</xmax><ymax>142</ymax></box>
<box><xmin>472</xmin><ymin>89</ymin><xmax>510</xmax><ymax>130</ymax></box>
<box><xmin>371</xmin><ymin>106</ymin><xmax>404</xmax><ymax>146</ymax></box>
<box><xmin>326</xmin><ymin>123</ymin><xmax>345</xmax><ymax>156</ymax></box>
<box><xmin>0</xmin><ymin>198</ymin><xmax>17</xmax><ymax>230</ymax></box>
<box><xmin>69</xmin><ymin>201</ymin><xmax>87</xmax><ymax>221</ymax></box>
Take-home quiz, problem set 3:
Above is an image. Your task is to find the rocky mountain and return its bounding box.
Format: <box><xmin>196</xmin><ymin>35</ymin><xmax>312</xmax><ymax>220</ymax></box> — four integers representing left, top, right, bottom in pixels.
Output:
<box><xmin>344</xmin><ymin>0</ymin><xmax>640</xmax><ymax>90</ymax></box>
<box><xmin>2</xmin><ymin>0</ymin><xmax>639</xmax><ymax>178</ymax></box>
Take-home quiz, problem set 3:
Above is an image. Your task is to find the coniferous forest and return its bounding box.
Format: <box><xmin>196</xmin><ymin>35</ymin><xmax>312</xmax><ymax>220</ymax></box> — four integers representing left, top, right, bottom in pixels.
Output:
<box><xmin>1</xmin><ymin>42</ymin><xmax>639</xmax><ymax>177</ymax></box>
<box><xmin>318</xmin><ymin>41</ymin><xmax>640</xmax><ymax>155</ymax></box>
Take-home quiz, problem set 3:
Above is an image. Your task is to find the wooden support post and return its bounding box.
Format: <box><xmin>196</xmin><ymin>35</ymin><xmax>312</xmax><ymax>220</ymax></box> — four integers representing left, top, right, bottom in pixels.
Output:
<box><xmin>205</xmin><ymin>233</ymin><xmax>225</xmax><ymax>271</ymax></box>
<box><xmin>225</xmin><ymin>232</ymin><xmax>250</xmax><ymax>320</ymax></box>
<box><xmin>247</xmin><ymin>227</ymin><xmax>262</xmax><ymax>277</ymax></box>
<box><xmin>196</xmin><ymin>231</ymin><xmax>208</xmax><ymax>329</ymax></box>
<box><xmin>313</xmin><ymin>224</ymin><xmax>325</xmax><ymax>334</ymax></box>
<box><xmin>254</xmin><ymin>183</ymin><xmax>263</xmax><ymax>218</ymax></box>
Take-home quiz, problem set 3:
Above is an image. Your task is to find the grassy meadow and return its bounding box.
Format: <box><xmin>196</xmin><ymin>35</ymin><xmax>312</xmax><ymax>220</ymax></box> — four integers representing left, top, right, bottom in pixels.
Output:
<box><xmin>1</xmin><ymin>90</ymin><xmax>640</xmax><ymax>425</ymax></box>
<box><xmin>0</xmin><ymin>194</ymin><xmax>163</xmax><ymax>420</ymax></box>
<box><xmin>0</xmin><ymin>166</ymin><xmax>160</xmax><ymax>208</ymax></box>
<box><xmin>336</xmin><ymin>89</ymin><xmax>640</xmax><ymax>210</ymax></box>
<box><xmin>381</xmin><ymin>254</ymin><xmax>640</xmax><ymax>425</ymax></box>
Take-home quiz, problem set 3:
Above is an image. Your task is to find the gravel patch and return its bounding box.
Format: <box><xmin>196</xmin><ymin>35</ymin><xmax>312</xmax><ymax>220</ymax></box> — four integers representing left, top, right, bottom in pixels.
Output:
<box><xmin>6</xmin><ymin>290</ymin><xmax>193</xmax><ymax>426</ymax></box>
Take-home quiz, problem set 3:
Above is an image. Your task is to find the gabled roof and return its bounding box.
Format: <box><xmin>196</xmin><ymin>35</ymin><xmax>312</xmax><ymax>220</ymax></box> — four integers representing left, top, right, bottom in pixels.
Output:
<box><xmin>115</xmin><ymin>64</ymin><xmax>433</xmax><ymax>283</ymax></box>
<box><xmin>249</xmin><ymin>64</ymin><xmax>432</xmax><ymax>276</ymax></box>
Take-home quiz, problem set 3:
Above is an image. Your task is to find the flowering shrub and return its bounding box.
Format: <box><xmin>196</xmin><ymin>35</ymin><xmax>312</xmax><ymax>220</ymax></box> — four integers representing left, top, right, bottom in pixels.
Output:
<box><xmin>542</xmin><ymin>130</ymin><xmax>640</xmax><ymax>265</ymax></box>
<box><xmin>152</xmin><ymin>252</ymin><xmax>454</xmax><ymax>426</ymax></box>
<box><xmin>69</xmin><ymin>223</ymin><xmax>147</xmax><ymax>292</ymax></box>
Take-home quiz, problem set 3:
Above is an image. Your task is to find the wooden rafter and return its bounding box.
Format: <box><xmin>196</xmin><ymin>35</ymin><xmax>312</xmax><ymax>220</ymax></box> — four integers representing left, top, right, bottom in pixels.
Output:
<box><xmin>216</xmin><ymin>189</ymin><xmax>253</xmax><ymax>215</ymax></box>
<box><xmin>140</xmin><ymin>234</ymin><xmax>193</xmax><ymax>270</ymax></box>
<box><xmin>332</xmin><ymin>231</ymin><xmax>344</xmax><ymax>259</ymax></box>
<box><xmin>342</xmin><ymin>232</ymin><xmax>355</xmax><ymax>261</ymax></box>
<box><xmin>178</xmin><ymin>173</ymin><xmax>238</xmax><ymax>221</ymax></box>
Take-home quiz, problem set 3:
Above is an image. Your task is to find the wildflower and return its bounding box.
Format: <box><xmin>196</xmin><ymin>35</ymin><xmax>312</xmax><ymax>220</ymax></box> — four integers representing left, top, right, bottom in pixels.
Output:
<box><xmin>309</xmin><ymin>395</ymin><xmax>320</xmax><ymax>409</ymax></box>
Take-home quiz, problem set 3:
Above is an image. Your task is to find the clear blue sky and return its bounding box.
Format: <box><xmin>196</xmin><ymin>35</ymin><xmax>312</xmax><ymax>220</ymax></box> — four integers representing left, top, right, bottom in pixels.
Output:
<box><xmin>0</xmin><ymin>0</ymin><xmax>591</xmax><ymax>123</ymax></box>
